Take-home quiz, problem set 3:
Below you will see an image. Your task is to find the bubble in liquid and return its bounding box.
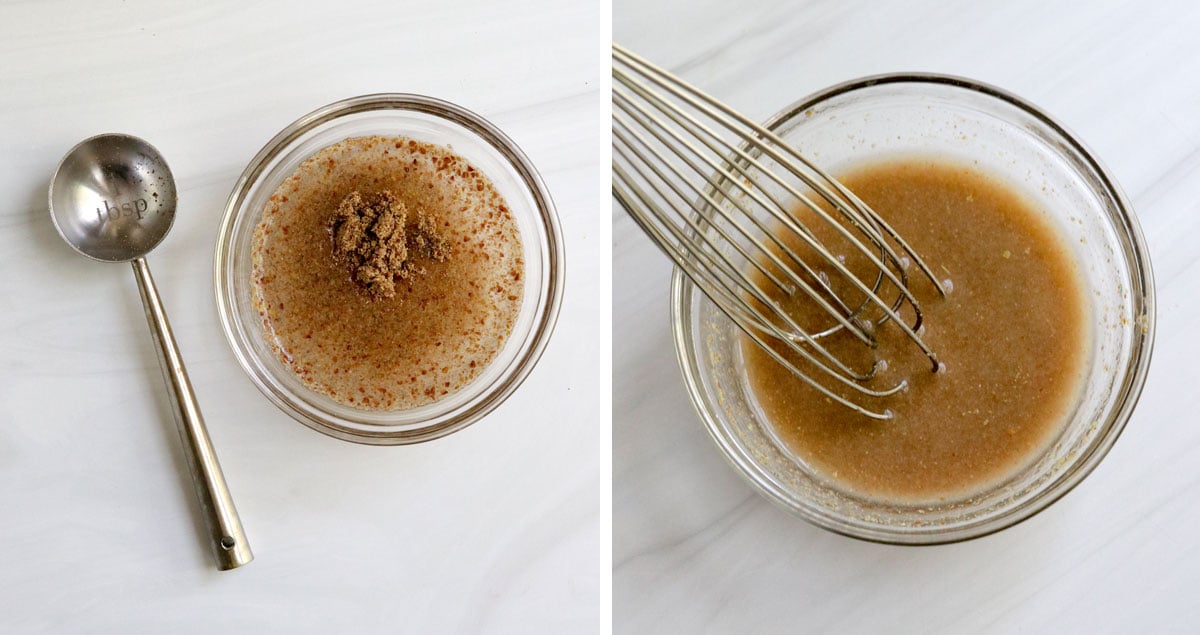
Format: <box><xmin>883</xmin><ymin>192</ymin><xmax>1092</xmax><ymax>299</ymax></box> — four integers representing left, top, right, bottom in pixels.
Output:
<box><xmin>943</xmin><ymin>278</ymin><xmax>954</xmax><ymax>293</ymax></box>
<box><xmin>937</xmin><ymin>362</ymin><xmax>947</xmax><ymax>374</ymax></box>
<box><xmin>917</xmin><ymin>324</ymin><xmax>926</xmax><ymax>337</ymax></box>
<box><xmin>855</xmin><ymin>317</ymin><xmax>876</xmax><ymax>335</ymax></box>
<box><xmin>899</xmin><ymin>256</ymin><xmax>911</xmax><ymax>270</ymax></box>
<box><xmin>837</xmin><ymin>254</ymin><xmax>847</xmax><ymax>264</ymax></box>
<box><xmin>818</xmin><ymin>270</ymin><xmax>831</xmax><ymax>287</ymax></box>
<box><xmin>877</xmin><ymin>359</ymin><xmax>889</xmax><ymax>373</ymax></box>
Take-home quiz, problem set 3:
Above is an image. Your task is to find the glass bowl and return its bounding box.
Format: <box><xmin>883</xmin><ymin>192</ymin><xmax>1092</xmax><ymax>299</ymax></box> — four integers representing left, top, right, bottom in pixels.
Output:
<box><xmin>215</xmin><ymin>94</ymin><xmax>564</xmax><ymax>445</ymax></box>
<box><xmin>672</xmin><ymin>74</ymin><xmax>1155</xmax><ymax>544</ymax></box>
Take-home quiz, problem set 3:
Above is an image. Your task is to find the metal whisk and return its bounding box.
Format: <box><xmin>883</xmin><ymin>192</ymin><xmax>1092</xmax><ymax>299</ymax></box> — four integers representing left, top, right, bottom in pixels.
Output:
<box><xmin>611</xmin><ymin>44</ymin><xmax>946</xmax><ymax>419</ymax></box>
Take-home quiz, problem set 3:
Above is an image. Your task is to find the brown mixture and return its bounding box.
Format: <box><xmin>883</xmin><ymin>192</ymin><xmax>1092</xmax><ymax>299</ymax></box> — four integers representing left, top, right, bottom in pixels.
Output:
<box><xmin>252</xmin><ymin>136</ymin><xmax>524</xmax><ymax>410</ymax></box>
<box><xmin>742</xmin><ymin>157</ymin><xmax>1088</xmax><ymax>502</ymax></box>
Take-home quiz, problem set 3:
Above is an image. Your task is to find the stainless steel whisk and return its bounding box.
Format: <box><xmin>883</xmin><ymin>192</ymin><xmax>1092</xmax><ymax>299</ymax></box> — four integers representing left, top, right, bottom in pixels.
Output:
<box><xmin>611</xmin><ymin>44</ymin><xmax>947</xmax><ymax>419</ymax></box>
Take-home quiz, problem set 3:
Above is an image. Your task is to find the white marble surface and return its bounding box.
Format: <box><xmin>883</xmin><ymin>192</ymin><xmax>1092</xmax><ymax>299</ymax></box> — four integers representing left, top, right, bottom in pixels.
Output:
<box><xmin>0</xmin><ymin>1</ymin><xmax>605</xmax><ymax>632</ymax></box>
<box><xmin>615</xmin><ymin>1</ymin><xmax>1200</xmax><ymax>633</ymax></box>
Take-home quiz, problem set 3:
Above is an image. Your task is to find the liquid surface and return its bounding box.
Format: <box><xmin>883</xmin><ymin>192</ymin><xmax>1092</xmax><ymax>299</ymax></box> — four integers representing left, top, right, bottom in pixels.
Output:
<box><xmin>741</xmin><ymin>158</ymin><xmax>1088</xmax><ymax>502</ymax></box>
<box><xmin>252</xmin><ymin>136</ymin><xmax>523</xmax><ymax>410</ymax></box>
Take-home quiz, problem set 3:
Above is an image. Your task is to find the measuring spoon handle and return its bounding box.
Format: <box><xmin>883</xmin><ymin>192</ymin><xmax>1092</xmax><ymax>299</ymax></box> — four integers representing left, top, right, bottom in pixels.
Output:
<box><xmin>131</xmin><ymin>257</ymin><xmax>253</xmax><ymax>570</ymax></box>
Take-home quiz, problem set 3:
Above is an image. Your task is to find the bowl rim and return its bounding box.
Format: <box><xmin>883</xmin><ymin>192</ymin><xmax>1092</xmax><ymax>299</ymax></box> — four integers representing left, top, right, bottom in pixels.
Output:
<box><xmin>670</xmin><ymin>72</ymin><xmax>1156</xmax><ymax>544</ymax></box>
<box><xmin>214</xmin><ymin>93</ymin><xmax>565</xmax><ymax>445</ymax></box>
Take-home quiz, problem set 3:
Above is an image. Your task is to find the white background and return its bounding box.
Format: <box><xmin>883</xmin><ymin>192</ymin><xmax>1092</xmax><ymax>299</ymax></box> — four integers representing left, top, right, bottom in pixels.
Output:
<box><xmin>0</xmin><ymin>1</ymin><xmax>606</xmax><ymax>632</ymax></box>
<box><xmin>615</xmin><ymin>1</ymin><xmax>1200</xmax><ymax>633</ymax></box>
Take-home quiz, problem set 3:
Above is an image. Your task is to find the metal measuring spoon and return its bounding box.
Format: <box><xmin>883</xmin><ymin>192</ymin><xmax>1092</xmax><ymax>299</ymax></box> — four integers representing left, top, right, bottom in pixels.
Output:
<box><xmin>49</xmin><ymin>133</ymin><xmax>252</xmax><ymax>571</ymax></box>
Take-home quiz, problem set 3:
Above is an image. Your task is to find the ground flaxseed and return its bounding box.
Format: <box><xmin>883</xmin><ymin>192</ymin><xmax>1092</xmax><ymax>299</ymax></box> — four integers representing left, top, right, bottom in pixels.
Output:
<box><xmin>251</xmin><ymin>136</ymin><xmax>524</xmax><ymax>410</ymax></box>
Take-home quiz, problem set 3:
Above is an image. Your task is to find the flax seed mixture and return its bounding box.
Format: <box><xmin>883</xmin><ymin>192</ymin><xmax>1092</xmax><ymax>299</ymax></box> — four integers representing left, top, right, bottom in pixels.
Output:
<box><xmin>252</xmin><ymin>136</ymin><xmax>523</xmax><ymax>410</ymax></box>
<box><xmin>742</xmin><ymin>158</ymin><xmax>1088</xmax><ymax>502</ymax></box>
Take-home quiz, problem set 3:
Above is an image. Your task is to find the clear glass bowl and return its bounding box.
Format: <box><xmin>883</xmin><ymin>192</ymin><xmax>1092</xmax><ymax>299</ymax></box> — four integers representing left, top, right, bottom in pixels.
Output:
<box><xmin>672</xmin><ymin>75</ymin><xmax>1155</xmax><ymax>544</ymax></box>
<box><xmin>215</xmin><ymin>94</ymin><xmax>564</xmax><ymax>445</ymax></box>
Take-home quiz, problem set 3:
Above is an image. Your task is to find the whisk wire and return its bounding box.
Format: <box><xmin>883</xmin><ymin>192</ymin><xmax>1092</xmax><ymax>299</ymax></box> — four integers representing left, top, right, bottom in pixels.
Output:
<box><xmin>614</xmin><ymin>46</ymin><xmax>940</xmax><ymax>364</ymax></box>
<box><xmin>613</xmin><ymin>84</ymin><xmax>868</xmax><ymax>340</ymax></box>
<box><xmin>613</xmin><ymin>89</ymin><xmax>876</xmax><ymax>352</ymax></box>
<box><xmin>613</xmin><ymin>123</ymin><xmax>882</xmax><ymax>385</ymax></box>
<box><xmin>612</xmin><ymin>163</ymin><xmax>900</xmax><ymax>399</ymax></box>
<box><xmin>615</xmin><ymin>45</ymin><xmax>948</xmax><ymax>305</ymax></box>
<box><xmin>612</xmin><ymin>43</ymin><xmax>948</xmax><ymax>418</ymax></box>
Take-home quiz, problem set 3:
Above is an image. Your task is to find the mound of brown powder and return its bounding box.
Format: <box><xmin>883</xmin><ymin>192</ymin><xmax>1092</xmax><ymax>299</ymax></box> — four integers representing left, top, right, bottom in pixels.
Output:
<box><xmin>329</xmin><ymin>190</ymin><xmax>448</xmax><ymax>300</ymax></box>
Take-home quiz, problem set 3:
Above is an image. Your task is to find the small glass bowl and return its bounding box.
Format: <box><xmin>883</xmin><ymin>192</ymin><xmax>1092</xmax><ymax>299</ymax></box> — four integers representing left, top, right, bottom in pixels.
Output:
<box><xmin>673</xmin><ymin>75</ymin><xmax>1155</xmax><ymax>544</ymax></box>
<box><xmin>215</xmin><ymin>94</ymin><xmax>564</xmax><ymax>445</ymax></box>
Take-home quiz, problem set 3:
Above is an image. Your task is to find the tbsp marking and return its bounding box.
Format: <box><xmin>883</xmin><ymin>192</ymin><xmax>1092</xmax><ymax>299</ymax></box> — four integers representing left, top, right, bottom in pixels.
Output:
<box><xmin>95</xmin><ymin>198</ymin><xmax>150</xmax><ymax>222</ymax></box>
